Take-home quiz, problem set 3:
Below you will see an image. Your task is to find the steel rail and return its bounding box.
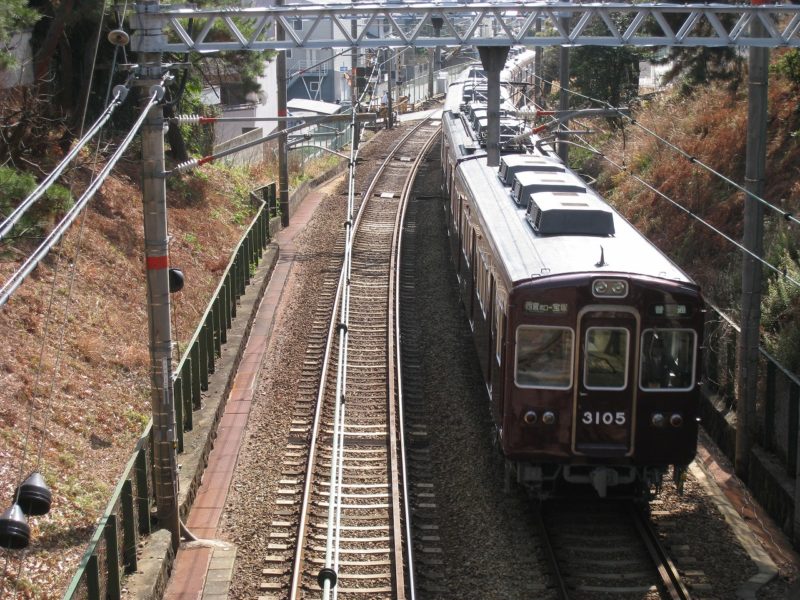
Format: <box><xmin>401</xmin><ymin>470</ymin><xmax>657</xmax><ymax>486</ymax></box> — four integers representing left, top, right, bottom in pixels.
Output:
<box><xmin>288</xmin><ymin>128</ymin><xmax>354</xmax><ymax>600</ymax></box>
<box><xmin>533</xmin><ymin>503</ymin><xmax>571</xmax><ymax>600</ymax></box>
<box><xmin>630</xmin><ymin>504</ymin><xmax>693</xmax><ymax>600</ymax></box>
<box><xmin>330</xmin><ymin>116</ymin><xmax>437</xmax><ymax>600</ymax></box>
<box><xmin>288</xmin><ymin>116</ymin><xmax>437</xmax><ymax>600</ymax></box>
<box><xmin>391</xmin><ymin>127</ymin><xmax>441</xmax><ymax>600</ymax></box>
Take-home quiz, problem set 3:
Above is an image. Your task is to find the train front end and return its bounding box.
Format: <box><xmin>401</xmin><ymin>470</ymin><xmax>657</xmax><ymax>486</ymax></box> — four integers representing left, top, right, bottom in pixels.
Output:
<box><xmin>503</xmin><ymin>273</ymin><xmax>704</xmax><ymax>498</ymax></box>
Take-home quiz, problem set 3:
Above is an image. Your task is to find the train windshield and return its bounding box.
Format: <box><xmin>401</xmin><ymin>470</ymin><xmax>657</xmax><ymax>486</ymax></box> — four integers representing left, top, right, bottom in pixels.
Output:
<box><xmin>640</xmin><ymin>329</ymin><xmax>696</xmax><ymax>391</ymax></box>
<box><xmin>583</xmin><ymin>327</ymin><xmax>629</xmax><ymax>390</ymax></box>
<box><xmin>515</xmin><ymin>326</ymin><xmax>574</xmax><ymax>389</ymax></box>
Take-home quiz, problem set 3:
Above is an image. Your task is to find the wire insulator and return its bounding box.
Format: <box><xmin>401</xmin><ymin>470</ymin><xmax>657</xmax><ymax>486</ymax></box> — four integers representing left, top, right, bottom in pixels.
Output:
<box><xmin>174</xmin><ymin>114</ymin><xmax>201</xmax><ymax>124</ymax></box>
<box><xmin>173</xmin><ymin>158</ymin><xmax>200</xmax><ymax>174</ymax></box>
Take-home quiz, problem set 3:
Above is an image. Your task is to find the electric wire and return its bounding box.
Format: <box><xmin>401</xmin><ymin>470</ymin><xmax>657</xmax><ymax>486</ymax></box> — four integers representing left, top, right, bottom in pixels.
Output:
<box><xmin>0</xmin><ymin>78</ymin><xmax>132</xmax><ymax>242</ymax></box>
<box><xmin>531</xmin><ymin>71</ymin><xmax>800</xmax><ymax>227</ymax></box>
<box><xmin>0</xmin><ymin>78</ymin><xmax>166</xmax><ymax>307</ymax></box>
<box><xmin>566</xmin><ymin>133</ymin><xmax>800</xmax><ymax>290</ymax></box>
<box><xmin>31</xmin><ymin>16</ymin><xmax>122</xmax><ymax>474</ymax></box>
<box><xmin>515</xmin><ymin>71</ymin><xmax>800</xmax><ymax>291</ymax></box>
<box><xmin>78</xmin><ymin>0</ymin><xmax>111</xmax><ymax>136</ymax></box>
<box><xmin>4</xmin><ymin>7</ymin><xmax>116</xmax><ymax>594</ymax></box>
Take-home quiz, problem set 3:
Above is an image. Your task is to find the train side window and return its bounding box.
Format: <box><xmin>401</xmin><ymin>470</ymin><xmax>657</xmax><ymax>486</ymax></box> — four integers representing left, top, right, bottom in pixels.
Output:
<box><xmin>462</xmin><ymin>219</ymin><xmax>472</xmax><ymax>267</ymax></box>
<box><xmin>476</xmin><ymin>252</ymin><xmax>490</xmax><ymax>317</ymax></box>
<box><xmin>639</xmin><ymin>329</ymin><xmax>696</xmax><ymax>391</ymax></box>
<box><xmin>515</xmin><ymin>326</ymin><xmax>574</xmax><ymax>389</ymax></box>
<box><xmin>583</xmin><ymin>327</ymin><xmax>629</xmax><ymax>390</ymax></box>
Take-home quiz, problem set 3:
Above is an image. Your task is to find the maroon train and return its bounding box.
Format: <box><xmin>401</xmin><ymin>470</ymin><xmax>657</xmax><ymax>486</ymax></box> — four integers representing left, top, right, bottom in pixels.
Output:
<box><xmin>441</xmin><ymin>66</ymin><xmax>704</xmax><ymax>498</ymax></box>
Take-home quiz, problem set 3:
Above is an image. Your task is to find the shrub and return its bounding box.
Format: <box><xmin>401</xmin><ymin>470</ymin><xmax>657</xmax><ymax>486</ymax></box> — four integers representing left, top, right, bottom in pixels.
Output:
<box><xmin>0</xmin><ymin>165</ymin><xmax>74</xmax><ymax>241</ymax></box>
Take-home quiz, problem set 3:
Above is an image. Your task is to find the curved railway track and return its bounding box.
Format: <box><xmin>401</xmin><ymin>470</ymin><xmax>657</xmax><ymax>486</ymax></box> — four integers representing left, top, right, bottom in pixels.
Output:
<box><xmin>258</xmin><ymin>118</ymin><xmax>440</xmax><ymax>599</ymax></box>
<box><xmin>536</xmin><ymin>500</ymin><xmax>692</xmax><ymax>600</ymax></box>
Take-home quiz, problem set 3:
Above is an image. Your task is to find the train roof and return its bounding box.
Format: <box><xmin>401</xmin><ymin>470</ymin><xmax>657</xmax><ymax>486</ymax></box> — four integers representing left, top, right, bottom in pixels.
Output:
<box><xmin>444</xmin><ymin>61</ymin><xmax>692</xmax><ymax>286</ymax></box>
<box><xmin>457</xmin><ymin>156</ymin><xmax>693</xmax><ymax>285</ymax></box>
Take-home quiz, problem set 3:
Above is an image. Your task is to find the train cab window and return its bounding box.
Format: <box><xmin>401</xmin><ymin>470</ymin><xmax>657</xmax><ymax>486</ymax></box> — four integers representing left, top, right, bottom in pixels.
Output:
<box><xmin>515</xmin><ymin>326</ymin><xmax>574</xmax><ymax>389</ymax></box>
<box><xmin>640</xmin><ymin>329</ymin><xmax>696</xmax><ymax>391</ymax></box>
<box><xmin>583</xmin><ymin>327</ymin><xmax>629</xmax><ymax>390</ymax></box>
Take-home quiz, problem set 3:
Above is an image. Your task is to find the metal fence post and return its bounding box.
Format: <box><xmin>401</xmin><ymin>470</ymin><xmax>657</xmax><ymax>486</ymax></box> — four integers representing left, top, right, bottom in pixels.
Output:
<box><xmin>121</xmin><ymin>480</ymin><xmax>138</xmax><ymax>573</ymax></box>
<box><xmin>789</xmin><ymin>385</ymin><xmax>799</xmax><ymax>476</ymax></box>
<box><xmin>105</xmin><ymin>514</ymin><xmax>121</xmax><ymax>598</ymax></box>
<box><xmin>764</xmin><ymin>361</ymin><xmax>776</xmax><ymax>451</ymax></box>
<box><xmin>86</xmin><ymin>554</ymin><xmax>101</xmax><ymax>600</ymax></box>
<box><xmin>135</xmin><ymin>448</ymin><xmax>151</xmax><ymax>535</ymax></box>
<box><xmin>190</xmin><ymin>342</ymin><xmax>202</xmax><ymax>403</ymax></box>
<box><xmin>174</xmin><ymin>376</ymin><xmax>184</xmax><ymax>452</ymax></box>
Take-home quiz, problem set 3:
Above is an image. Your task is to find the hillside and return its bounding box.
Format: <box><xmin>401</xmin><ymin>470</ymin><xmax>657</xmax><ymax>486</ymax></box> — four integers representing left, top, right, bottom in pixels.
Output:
<box><xmin>0</xmin><ymin>157</ymin><xmax>272</xmax><ymax>597</ymax></box>
<box><xmin>589</xmin><ymin>54</ymin><xmax>800</xmax><ymax>370</ymax></box>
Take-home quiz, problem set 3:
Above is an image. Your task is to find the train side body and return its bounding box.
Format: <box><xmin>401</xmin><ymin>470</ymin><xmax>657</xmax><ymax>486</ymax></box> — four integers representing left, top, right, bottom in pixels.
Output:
<box><xmin>441</xmin><ymin>61</ymin><xmax>703</xmax><ymax>497</ymax></box>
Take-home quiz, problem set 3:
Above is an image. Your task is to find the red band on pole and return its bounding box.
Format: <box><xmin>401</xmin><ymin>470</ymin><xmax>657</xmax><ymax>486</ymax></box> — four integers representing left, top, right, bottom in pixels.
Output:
<box><xmin>146</xmin><ymin>255</ymin><xmax>169</xmax><ymax>270</ymax></box>
<box><xmin>751</xmin><ymin>0</ymin><xmax>767</xmax><ymax>4</ymax></box>
<box><xmin>199</xmin><ymin>116</ymin><xmax>215</xmax><ymax>124</ymax></box>
<box><xmin>198</xmin><ymin>156</ymin><xmax>214</xmax><ymax>166</ymax></box>
<box><xmin>278</xmin><ymin>109</ymin><xmax>287</xmax><ymax>117</ymax></box>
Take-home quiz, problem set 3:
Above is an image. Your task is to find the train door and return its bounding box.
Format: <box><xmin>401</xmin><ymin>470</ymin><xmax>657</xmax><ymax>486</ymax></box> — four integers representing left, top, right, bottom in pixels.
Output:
<box><xmin>486</xmin><ymin>274</ymin><xmax>495</xmax><ymax>393</ymax></box>
<box><xmin>572</xmin><ymin>307</ymin><xmax>639</xmax><ymax>457</ymax></box>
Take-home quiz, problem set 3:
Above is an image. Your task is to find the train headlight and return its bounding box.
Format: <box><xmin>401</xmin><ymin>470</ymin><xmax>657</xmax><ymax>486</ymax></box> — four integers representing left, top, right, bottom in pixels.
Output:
<box><xmin>542</xmin><ymin>411</ymin><xmax>556</xmax><ymax>425</ymax></box>
<box><xmin>523</xmin><ymin>410</ymin><xmax>537</xmax><ymax>424</ymax></box>
<box><xmin>651</xmin><ymin>413</ymin><xmax>665</xmax><ymax>427</ymax></box>
<box><xmin>670</xmin><ymin>413</ymin><xmax>684</xmax><ymax>427</ymax></box>
<box><xmin>592</xmin><ymin>279</ymin><xmax>629</xmax><ymax>298</ymax></box>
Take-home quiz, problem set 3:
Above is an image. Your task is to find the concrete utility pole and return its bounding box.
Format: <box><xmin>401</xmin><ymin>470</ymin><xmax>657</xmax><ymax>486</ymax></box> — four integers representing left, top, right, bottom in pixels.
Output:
<box><xmin>387</xmin><ymin>50</ymin><xmax>394</xmax><ymax>129</ymax></box>
<box><xmin>736</xmin><ymin>4</ymin><xmax>769</xmax><ymax>481</ymax></box>
<box><xmin>427</xmin><ymin>49</ymin><xmax>434</xmax><ymax>99</ymax></box>
<box><xmin>139</xmin><ymin>0</ymin><xmax>180</xmax><ymax>551</ymax></box>
<box><xmin>478</xmin><ymin>46</ymin><xmax>510</xmax><ymax>168</ymax></box>
<box><xmin>276</xmin><ymin>0</ymin><xmax>290</xmax><ymax>227</ymax></box>
<box><xmin>534</xmin><ymin>19</ymin><xmax>542</xmax><ymax>108</ymax></box>
<box><xmin>432</xmin><ymin>17</ymin><xmax>443</xmax><ymax>97</ymax></box>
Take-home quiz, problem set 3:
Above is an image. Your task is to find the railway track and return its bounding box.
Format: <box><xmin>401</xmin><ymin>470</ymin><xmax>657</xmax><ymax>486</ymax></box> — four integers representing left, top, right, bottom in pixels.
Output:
<box><xmin>257</xmin><ymin>118</ymin><xmax>440</xmax><ymax>599</ymax></box>
<box><xmin>536</xmin><ymin>499</ymin><xmax>692</xmax><ymax>600</ymax></box>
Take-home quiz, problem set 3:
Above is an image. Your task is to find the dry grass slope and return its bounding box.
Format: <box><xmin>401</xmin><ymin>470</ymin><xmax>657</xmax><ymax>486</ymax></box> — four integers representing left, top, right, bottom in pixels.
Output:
<box><xmin>0</xmin><ymin>159</ymin><xmax>269</xmax><ymax>598</ymax></box>
<box><xmin>595</xmin><ymin>72</ymin><xmax>800</xmax><ymax>310</ymax></box>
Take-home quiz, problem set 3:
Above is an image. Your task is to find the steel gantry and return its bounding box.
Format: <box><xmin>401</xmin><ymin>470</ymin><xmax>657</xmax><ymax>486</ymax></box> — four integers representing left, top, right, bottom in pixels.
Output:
<box><xmin>131</xmin><ymin>2</ymin><xmax>800</xmax><ymax>53</ymax></box>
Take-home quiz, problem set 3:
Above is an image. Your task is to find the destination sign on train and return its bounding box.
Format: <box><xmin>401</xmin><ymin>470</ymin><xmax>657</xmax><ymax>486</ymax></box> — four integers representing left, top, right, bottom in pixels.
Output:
<box><xmin>524</xmin><ymin>301</ymin><xmax>568</xmax><ymax>314</ymax></box>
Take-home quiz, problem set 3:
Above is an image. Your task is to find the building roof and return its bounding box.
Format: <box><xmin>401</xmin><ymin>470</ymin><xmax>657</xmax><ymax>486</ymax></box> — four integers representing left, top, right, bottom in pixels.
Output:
<box><xmin>287</xmin><ymin>98</ymin><xmax>343</xmax><ymax>115</ymax></box>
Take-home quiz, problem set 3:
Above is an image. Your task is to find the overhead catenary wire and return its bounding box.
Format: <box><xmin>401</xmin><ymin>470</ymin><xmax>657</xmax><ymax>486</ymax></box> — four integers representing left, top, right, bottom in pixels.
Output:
<box><xmin>0</xmin><ymin>79</ymin><xmax>167</xmax><ymax>308</ymax></box>
<box><xmin>566</xmin><ymin>133</ymin><xmax>800</xmax><ymax>290</ymax></box>
<box><xmin>170</xmin><ymin>118</ymin><xmax>352</xmax><ymax>174</ymax></box>
<box><xmin>531</xmin><ymin>71</ymin><xmax>800</xmax><ymax>228</ymax></box>
<box><xmin>514</xmin><ymin>72</ymin><xmax>800</xmax><ymax>291</ymax></box>
<box><xmin>0</xmin><ymin>80</ymin><xmax>132</xmax><ymax>242</ymax></box>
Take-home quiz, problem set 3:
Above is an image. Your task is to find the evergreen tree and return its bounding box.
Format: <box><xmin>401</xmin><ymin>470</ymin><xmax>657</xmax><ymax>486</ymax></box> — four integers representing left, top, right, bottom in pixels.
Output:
<box><xmin>0</xmin><ymin>0</ymin><xmax>39</xmax><ymax>70</ymax></box>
